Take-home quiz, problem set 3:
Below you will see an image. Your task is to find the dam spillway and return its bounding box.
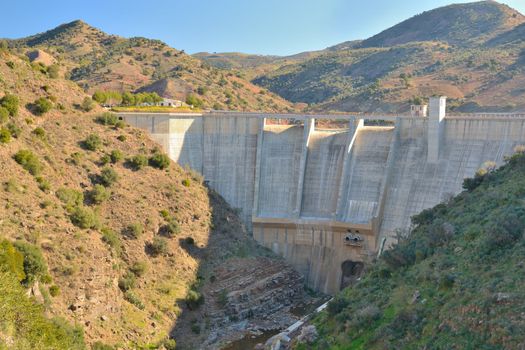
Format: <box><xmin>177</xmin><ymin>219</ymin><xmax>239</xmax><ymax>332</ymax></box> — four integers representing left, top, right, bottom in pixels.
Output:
<box><xmin>119</xmin><ymin>97</ymin><xmax>525</xmax><ymax>294</ymax></box>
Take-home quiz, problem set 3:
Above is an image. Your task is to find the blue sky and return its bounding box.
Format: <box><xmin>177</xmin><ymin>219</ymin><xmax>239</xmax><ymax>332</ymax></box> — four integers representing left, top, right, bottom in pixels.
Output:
<box><xmin>2</xmin><ymin>0</ymin><xmax>524</xmax><ymax>55</ymax></box>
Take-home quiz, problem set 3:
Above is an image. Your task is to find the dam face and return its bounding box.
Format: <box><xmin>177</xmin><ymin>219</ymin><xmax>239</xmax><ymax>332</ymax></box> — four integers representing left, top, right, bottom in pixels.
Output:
<box><xmin>120</xmin><ymin>98</ymin><xmax>525</xmax><ymax>294</ymax></box>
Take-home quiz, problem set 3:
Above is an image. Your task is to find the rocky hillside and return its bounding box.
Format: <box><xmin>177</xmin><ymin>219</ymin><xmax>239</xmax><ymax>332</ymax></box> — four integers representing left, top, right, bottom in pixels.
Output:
<box><xmin>232</xmin><ymin>1</ymin><xmax>525</xmax><ymax>113</ymax></box>
<box><xmin>9</xmin><ymin>20</ymin><xmax>296</xmax><ymax>112</ymax></box>
<box><xmin>0</xmin><ymin>46</ymin><xmax>305</xmax><ymax>349</ymax></box>
<box><xmin>298</xmin><ymin>150</ymin><xmax>525</xmax><ymax>349</ymax></box>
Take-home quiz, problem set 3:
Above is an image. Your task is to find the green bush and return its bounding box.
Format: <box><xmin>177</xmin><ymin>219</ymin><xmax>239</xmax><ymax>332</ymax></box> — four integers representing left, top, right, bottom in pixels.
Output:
<box><xmin>0</xmin><ymin>127</ymin><xmax>11</xmax><ymax>143</ymax></box>
<box><xmin>56</xmin><ymin>188</ymin><xmax>84</xmax><ymax>208</ymax></box>
<box><xmin>129</xmin><ymin>261</ymin><xmax>148</xmax><ymax>278</ymax></box>
<box><xmin>7</xmin><ymin>123</ymin><xmax>21</xmax><ymax>138</ymax></box>
<box><xmin>0</xmin><ymin>272</ymin><xmax>86</xmax><ymax>349</ymax></box>
<box><xmin>118</xmin><ymin>272</ymin><xmax>136</xmax><ymax>292</ymax></box>
<box><xmin>110</xmin><ymin>150</ymin><xmax>123</xmax><ymax>163</ymax></box>
<box><xmin>186</xmin><ymin>94</ymin><xmax>203</xmax><ymax>108</ymax></box>
<box><xmin>182</xmin><ymin>179</ymin><xmax>191</xmax><ymax>187</ymax></box>
<box><xmin>161</xmin><ymin>220</ymin><xmax>181</xmax><ymax>238</ymax></box>
<box><xmin>149</xmin><ymin>152</ymin><xmax>170</xmax><ymax>169</ymax></box>
<box><xmin>123</xmin><ymin>223</ymin><xmax>143</xmax><ymax>239</ymax></box>
<box><xmin>13</xmin><ymin>241</ymin><xmax>48</xmax><ymax>286</ymax></box>
<box><xmin>100</xmin><ymin>227</ymin><xmax>122</xmax><ymax>255</ymax></box>
<box><xmin>34</xmin><ymin>97</ymin><xmax>53</xmax><ymax>115</ymax></box>
<box><xmin>83</xmin><ymin>134</ymin><xmax>102</xmax><ymax>151</ymax></box>
<box><xmin>70</xmin><ymin>206</ymin><xmax>100</xmax><ymax>229</ymax></box>
<box><xmin>49</xmin><ymin>285</ymin><xmax>60</xmax><ymax>297</ymax></box>
<box><xmin>0</xmin><ymin>239</ymin><xmax>25</xmax><ymax>282</ymax></box>
<box><xmin>0</xmin><ymin>106</ymin><xmax>8</xmax><ymax>123</ymax></box>
<box><xmin>47</xmin><ymin>64</ymin><xmax>60</xmax><ymax>79</ymax></box>
<box><xmin>0</xmin><ymin>94</ymin><xmax>19</xmax><ymax>116</ymax></box>
<box><xmin>114</xmin><ymin>120</ymin><xmax>126</xmax><ymax>129</ymax></box>
<box><xmin>147</xmin><ymin>237</ymin><xmax>168</xmax><ymax>257</ymax></box>
<box><xmin>32</xmin><ymin>127</ymin><xmax>46</xmax><ymax>139</ymax></box>
<box><xmin>116</xmin><ymin>135</ymin><xmax>127</xmax><ymax>142</ymax></box>
<box><xmin>124</xmin><ymin>290</ymin><xmax>145</xmax><ymax>310</ymax></box>
<box><xmin>162</xmin><ymin>339</ymin><xmax>177</xmax><ymax>350</ymax></box>
<box><xmin>35</xmin><ymin>176</ymin><xmax>50</xmax><ymax>192</ymax></box>
<box><xmin>99</xmin><ymin>154</ymin><xmax>110</xmax><ymax>166</ymax></box>
<box><xmin>127</xmin><ymin>154</ymin><xmax>148</xmax><ymax>170</ymax></box>
<box><xmin>185</xmin><ymin>289</ymin><xmax>204</xmax><ymax>310</ymax></box>
<box><xmin>95</xmin><ymin>112</ymin><xmax>118</xmax><ymax>126</ymax></box>
<box><xmin>14</xmin><ymin>149</ymin><xmax>42</xmax><ymax>176</ymax></box>
<box><xmin>98</xmin><ymin>167</ymin><xmax>118</xmax><ymax>187</ymax></box>
<box><xmin>87</xmin><ymin>184</ymin><xmax>110</xmax><ymax>204</ymax></box>
<box><xmin>80</xmin><ymin>97</ymin><xmax>95</xmax><ymax>112</ymax></box>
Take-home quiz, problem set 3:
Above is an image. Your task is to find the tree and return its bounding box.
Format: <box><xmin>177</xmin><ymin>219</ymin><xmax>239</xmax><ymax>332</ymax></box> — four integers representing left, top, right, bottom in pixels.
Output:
<box><xmin>186</xmin><ymin>94</ymin><xmax>203</xmax><ymax>108</ymax></box>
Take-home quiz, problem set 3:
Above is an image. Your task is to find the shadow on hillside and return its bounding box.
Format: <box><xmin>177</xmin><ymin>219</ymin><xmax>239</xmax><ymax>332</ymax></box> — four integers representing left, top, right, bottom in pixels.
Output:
<box><xmin>168</xmin><ymin>186</ymin><xmax>261</xmax><ymax>349</ymax></box>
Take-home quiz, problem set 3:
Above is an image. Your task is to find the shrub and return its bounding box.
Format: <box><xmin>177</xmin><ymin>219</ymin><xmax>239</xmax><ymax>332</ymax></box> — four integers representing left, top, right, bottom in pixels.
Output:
<box><xmin>56</xmin><ymin>188</ymin><xmax>84</xmax><ymax>208</ymax></box>
<box><xmin>124</xmin><ymin>290</ymin><xmax>145</xmax><ymax>310</ymax></box>
<box><xmin>149</xmin><ymin>152</ymin><xmax>170</xmax><ymax>169</ymax></box>
<box><xmin>0</xmin><ymin>106</ymin><xmax>8</xmax><ymax>123</ymax></box>
<box><xmin>182</xmin><ymin>179</ymin><xmax>191</xmax><ymax>187</ymax></box>
<box><xmin>95</xmin><ymin>112</ymin><xmax>118</xmax><ymax>126</ymax></box>
<box><xmin>99</xmin><ymin>154</ymin><xmax>110</xmax><ymax>166</ymax></box>
<box><xmin>7</xmin><ymin>123</ymin><xmax>21</xmax><ymax>138</ymax></box>
<box><xmin>185</xmin><ymin>289</ymin><xmax>204</xmax><ymax>310</ymax></box>
<box><xmin>123</xmin><ymin>223</ymin><xmax>143</xmax><ymax>239</ymax></box>
<box><xmin>114</xmin><ymin>120</ymin><xmax>126</xmax><ymax>129</ymax></box>
<box><xmin>35</xmin><ymin>176</ymin><xmax>50</xmax><ymax>192</ymax></box>
<box><xmin>13</xmin><ymin>241</ymin><xmax>48</xmax><ymax>286</ymax></box>
<box><xmin>47</xmin><ymin>64</ymin><xmax>60</xmax><ymax>79</ymax></box>
<box><xmin>100</xmin><ymin>227</ymin><xmax>121</xmax><ymax>255</ymax></box>
<box><xmin>116</xmin><ymin>135</ymin><xmax>126</xmax><ymax>142</ymax></box>
<box><xmin>147</xmin><ymin>237</ymin><xmax>168</xmax><ymax>257</ymax></box>
<box><xmin>98</xmin><ymin>167</ymin><xmax>118</xmax><ymax>187</ymax></box>
<box><xmin>14</xmin><ymin>149</ymin><xmax>42</xmax><ymax>176</ymax></box>
<box><xmin>0</xmin><ymin>128</ymin><xmax>11</xmax><ymax>143</ymax></box>
<box><xmin>0</xmin><ymin>240</ymin><xmax>25</xmax><ymax>282</ymax></box>
<box><xmin>70</xmin><ymin>206</ymin><xmax>99</xmax><ymax>229</ymax></box>
<box><xmin>32</xmin><ymin>127</ymin><xmax>46</xmax><ymax>139</ymax></box>
<box><xmin>83</xmin><ymin>134</ymin><xmax>102</xmax><ymax>151</ymax></box>
<box><xmin>186</xmin><ymin>94</ymin><xmax>203</xmax><ymax>108</ymax></box>
<box><xmin>127</xmin><ymin>154</ymin><xmax>148</xmax><ymax>170</ymax></box>
<box><xmin>87</xmin><ymin>184</ymin><xmax>110</xmax><ymax>204</ymax></box>
<box><xmin>161</xmin><ymin>220</ymin><xmax>181</xmax><ymax>238</ymax></box>
<box><xmin>34</xmin><ymin>97</ymin><xmax>53</xmax><ymax>115</ymax></box>
<box><xmin>129</xmin><ymin>261</ymin><xmax>148</xmax><ymax>277</ymax></box>
<box><xmin>110</xmin><ymin>150</ymin><xmax>123</xmax><ymax>163</ymax></box>
<box><xmin>80</xmin><ymin>97</ymin><xmax>95</xmax><ymax>112</ymax></box>
<box><xmin>49</xmin><ymin>285</ymin><xmax>60</xmax><ymax>297</ymax></box>
<box><xmin>162</xmin><ymin>339</ymin><xmax>177</xmax><ymax>350</ymax></box>
<box><xmin>0</xmin><ymin>94</ymin><xmax>19</xmax><ymax>116</ymax></box>
<box><xmin>118</xmin><ymin>272</ymin><xmax>136</xmax><ymax>292</ymax></box>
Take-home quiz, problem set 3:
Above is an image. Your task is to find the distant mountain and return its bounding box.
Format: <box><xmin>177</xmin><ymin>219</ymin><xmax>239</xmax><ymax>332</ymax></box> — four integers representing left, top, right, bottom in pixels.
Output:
<box><xmin>247</xmin><ymin>1</ymin><xmax>525</xmax><ymax>113</ymax></box>
<box><xmin>360</xmin><ymin>1</ymin><xmax>524</xmax><ymax>48</ymax></box>
<box><xmin>10</xmin><ymin>20</ymin><xmax>296</xmax><ymax>112</ymax></box>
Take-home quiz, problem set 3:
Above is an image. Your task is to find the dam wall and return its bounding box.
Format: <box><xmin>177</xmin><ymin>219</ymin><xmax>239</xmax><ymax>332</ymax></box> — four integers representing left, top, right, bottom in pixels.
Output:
<box><xmin>119</xmin><ymin>100</ymin><xmax>525</xmax><ymax>294</ymax></box>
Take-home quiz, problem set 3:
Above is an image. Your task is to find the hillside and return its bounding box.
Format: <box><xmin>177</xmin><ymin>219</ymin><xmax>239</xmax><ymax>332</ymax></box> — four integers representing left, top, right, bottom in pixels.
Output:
<box><xmin>360</xmin><ymin>1</ymin><xmax>524</xmax><ymax>48</ymax></box>
<box><xmin>299</xmin><ymin>150</ymin><xmax>525</xmax><ymax>349</ymax></box>
<box><xmin>0</xmin><ymin>47</ymin><xmax>305</xmax><ymax>349</ymax></box>
<box><xmin>9</xmin><ymin>20</ymin><xmax>296</xmax><ymax>112</ymax></box>
<box><xmin>242</xmin><ymin>1</ymin><xmax>525</xmax><ymax>113</ymax></box>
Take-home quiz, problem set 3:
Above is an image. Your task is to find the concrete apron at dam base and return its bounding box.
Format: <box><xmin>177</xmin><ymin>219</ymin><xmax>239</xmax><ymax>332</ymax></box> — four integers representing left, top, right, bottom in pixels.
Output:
<box><xmin>119</xmin><ymin>97</ymin><xmax>525</xmax><ymax>295</ymax></box>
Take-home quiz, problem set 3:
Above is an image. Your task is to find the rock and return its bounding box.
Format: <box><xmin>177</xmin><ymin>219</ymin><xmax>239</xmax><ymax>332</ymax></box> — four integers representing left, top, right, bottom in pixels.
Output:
<box><xmin>494</xmin><ymin>292</ymin><xmax>512</xmax><ymax>303</ymax></box>
<box><xmin>254</xmin><ymin>344</ymin><xmax>264</xmax><ymax>350</ymax></box>
<box><xmin>411</xmin><ymin>290</ymin><xmax>421</xmax><ymax>304</ymax></box>
<box><xmin>297</xmin><ymin>325</ymin><xmax>318</xmax><ymax>344</ymax></box>
<box><xmin>100</xmin><ymin>315</ymin><xmax>108</xmax><ymax>321</ymax></box>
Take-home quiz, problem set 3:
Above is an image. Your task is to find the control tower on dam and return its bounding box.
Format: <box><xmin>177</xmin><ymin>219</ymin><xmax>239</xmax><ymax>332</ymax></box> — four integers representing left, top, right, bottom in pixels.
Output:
<box><xmin>118</xmin><ymin>97</ymin><xmax>525</xmax><ymax>294</ymax></box>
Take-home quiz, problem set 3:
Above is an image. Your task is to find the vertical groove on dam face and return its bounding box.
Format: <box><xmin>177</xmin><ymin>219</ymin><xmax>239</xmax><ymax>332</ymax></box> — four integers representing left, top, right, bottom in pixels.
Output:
<box><xmin>300</xmin><ymin>130</ymin><xmax>348</xmax><ymax>219</ymax></box>
<box><xmin>339</xmin><ymin>127</ymin><xmax>394</xmax><ymax>224</ymax></box>
<box><xmin>257</xmin><ymin>125</ymin><xmax>304</xmax><ymax>218</ymax></box>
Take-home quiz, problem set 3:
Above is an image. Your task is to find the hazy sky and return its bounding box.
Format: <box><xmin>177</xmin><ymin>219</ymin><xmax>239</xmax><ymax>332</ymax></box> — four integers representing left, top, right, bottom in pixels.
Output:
<box><xmin>2</xmin><ymin>0</ymin><xmax>524</xmax><ymax>55</ymax></box>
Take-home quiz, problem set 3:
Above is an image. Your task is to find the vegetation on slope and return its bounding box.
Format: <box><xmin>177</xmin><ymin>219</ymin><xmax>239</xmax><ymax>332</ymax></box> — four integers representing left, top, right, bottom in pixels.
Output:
<box><xmin>8</xmin><ymin>20</ymin><xmax>296</xmax><ymax>112</ymax></box>
<box><xmin>304</xmin><ymin>150</ymin><xmax>525</xmax><ymax>349</ymax></box>
<box><xmin>0</xmin><ymin>45</ymin><xmax>271</xmax><ymax>348</ymax></box>
<box><xmin>248</xmin><ymin>1</ymin><xmax>525</xmax><ymax>113</ymax></box>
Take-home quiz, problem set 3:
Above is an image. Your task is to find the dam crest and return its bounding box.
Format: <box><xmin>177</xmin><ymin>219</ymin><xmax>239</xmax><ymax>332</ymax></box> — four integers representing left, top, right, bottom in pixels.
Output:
<box><xmin>120</xmin><ymin>97</ymin><xmax>525</xmax><ymax>294</ymax></box>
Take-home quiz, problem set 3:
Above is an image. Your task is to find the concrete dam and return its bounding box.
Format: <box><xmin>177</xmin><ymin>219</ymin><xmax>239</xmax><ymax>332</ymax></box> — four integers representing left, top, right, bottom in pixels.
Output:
<box><xmin>119</xmin><ymin>97</ymin><xmax>525</xmax><ymax>294</ymax></box>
